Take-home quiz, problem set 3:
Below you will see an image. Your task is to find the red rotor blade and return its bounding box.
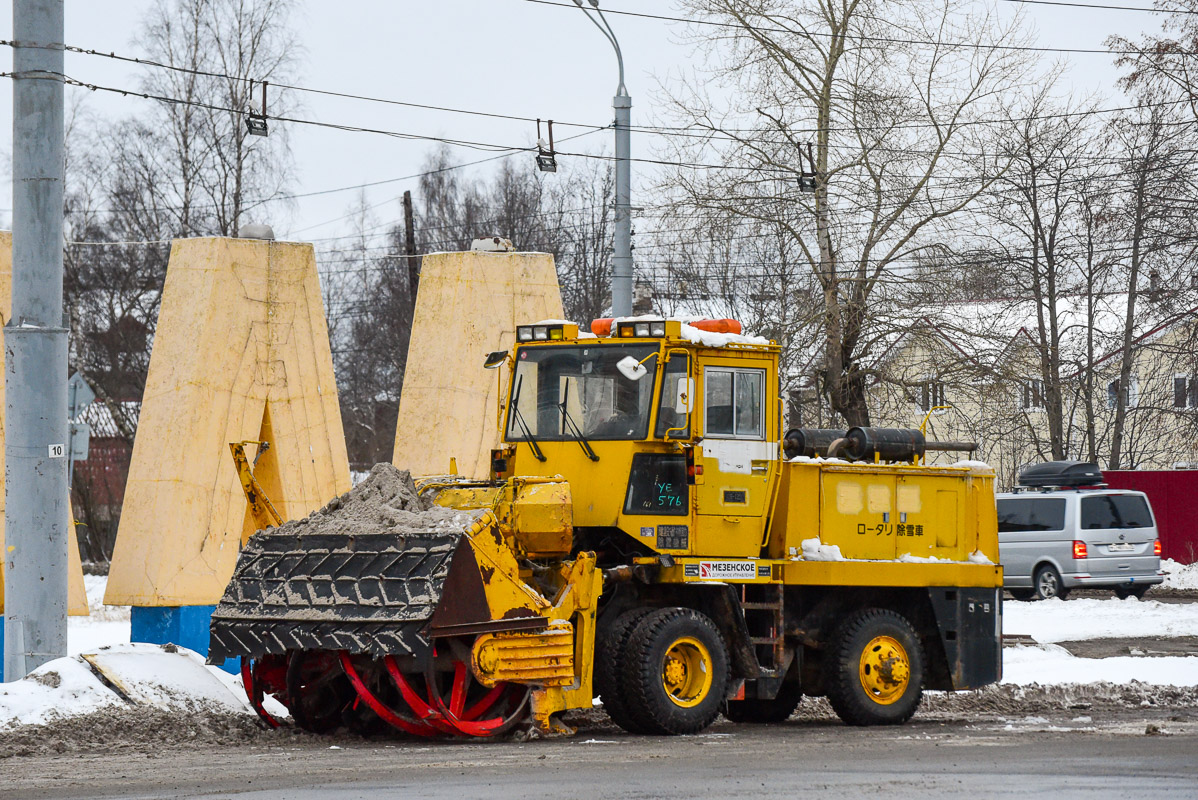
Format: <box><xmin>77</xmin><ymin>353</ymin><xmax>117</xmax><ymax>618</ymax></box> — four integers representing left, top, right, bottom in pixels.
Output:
<box><xmin>337</xmin><ymin>652</ymin><xmax>441</xmax><ymax>737</ymax></box>
<box><xmin>241</xmin><ymin>659</ymin><xmax>282</xmax><ymax>728</ymax></box>
<box><xmin>384</xmin><ymin>656</ymin><xmax>457</xmax><ymax>735</ymax></box>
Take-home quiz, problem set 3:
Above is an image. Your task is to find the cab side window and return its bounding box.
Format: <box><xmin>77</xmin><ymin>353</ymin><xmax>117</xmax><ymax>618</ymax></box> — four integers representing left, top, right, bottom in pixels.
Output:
<box><xmin>704</xmin><ymin>368</ymin><xmax>765</xmax><ymax>439</ymax></box>
<box><xmin>654</xmin><ymin>355</ymin><xmax>691</xmax><ymax>439</ymax></box>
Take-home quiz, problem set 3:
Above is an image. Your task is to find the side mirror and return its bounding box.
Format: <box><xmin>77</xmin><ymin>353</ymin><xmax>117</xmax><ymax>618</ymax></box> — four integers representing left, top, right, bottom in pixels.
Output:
<box><xmin>483</xmin><ymin>350</ymin><xmax>508</xmax><ymax>369</ymax></box>
<box><xmin>617</xmin><ymin>355</ymin><xmax>648</xmax><ymax>381</ymax></box>
<box><xmin>674</xmin><ymin>377</ymin><xmax>694</xmax><ymax>414</ymax></box>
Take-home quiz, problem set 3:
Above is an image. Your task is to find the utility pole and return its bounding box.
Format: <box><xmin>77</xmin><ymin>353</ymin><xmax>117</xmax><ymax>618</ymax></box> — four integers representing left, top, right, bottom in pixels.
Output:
<box><xmin>5</xmin><ymin>0</ymin><xmax>69</xmax><ymax>680</ymax></box>
<box><xmin>612</xmin><ymin>88</ymin><xmax>632</xmax><ymax>318</ymax></box>
<box><xmin>572</xmin><ymin>0</ymin><xmax>632</xmax><ymax>317</ymax></box>
<box><xmin>403</xmin><ymin>190</ymin><xmax>418</xmax><ymax>310</ymax></box>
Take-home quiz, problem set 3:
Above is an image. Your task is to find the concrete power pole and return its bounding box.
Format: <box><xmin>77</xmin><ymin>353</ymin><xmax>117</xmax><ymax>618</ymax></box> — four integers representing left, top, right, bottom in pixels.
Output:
<box><xmin>612</xmin><ymin>87</ymin><xmax>632</xmax><ymax>318</ymax></box>
<box><xmin>572</xmin><ymin>0</ymin><xmax>632</xmax><ymax>318</ymax></box>
<box><xmin>5</xmin><ymin>0</ymin><xmax>69</xmax><ymax>680</ymax></box>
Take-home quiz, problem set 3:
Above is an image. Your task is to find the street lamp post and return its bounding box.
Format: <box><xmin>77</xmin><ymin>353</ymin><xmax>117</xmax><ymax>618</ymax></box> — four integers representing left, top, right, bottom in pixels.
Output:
<box><xmin>572</xmin><ymin>0</ymin><xmax>633</xmax><ymax>318</ymax></box>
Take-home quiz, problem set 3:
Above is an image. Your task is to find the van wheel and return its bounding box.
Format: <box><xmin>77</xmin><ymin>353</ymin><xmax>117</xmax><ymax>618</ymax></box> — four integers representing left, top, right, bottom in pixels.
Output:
<box><xmin>824</xmin><ymin>608</ymin><xmax>924</xmax><ymax>726</ymax></box>
<box><xmin>1008</xmin><ymin>589</ymin><xmax>1034</xmax><ymax>601</ymax></box>
<box><xmin>1033</xmin><ymin>565</ymin><xmax>1069</xmax><ymax>600</ymax></box>
<box><xmin>1114</xmin><ymin>585</ymin><xmax>1150</xmax><ymax>600</ymax></box>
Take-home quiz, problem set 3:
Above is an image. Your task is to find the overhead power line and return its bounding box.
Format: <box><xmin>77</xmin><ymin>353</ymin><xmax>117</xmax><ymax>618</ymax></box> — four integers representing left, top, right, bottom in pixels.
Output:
<box><xmin>999</xmin><ymin>0</ymin><xmax>1192</xmax><ymax>13</ymax></box>
<box><xmin>520</xmin><ymin>0</ymin><xmax>1198</xmax><ymax>56</ymax></box>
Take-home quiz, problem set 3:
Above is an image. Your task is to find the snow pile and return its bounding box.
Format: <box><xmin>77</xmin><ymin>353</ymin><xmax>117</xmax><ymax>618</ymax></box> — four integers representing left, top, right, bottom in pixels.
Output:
<box><xmin>0</xmin><ymin>644</ymin><xmax>258</xmax><ymax>731</ymax></box>
<box><xmin>277</xmin><ymin>463</ymin><xmax>480</xmax><ymax>538</ymax></box>
<box><xmin>0</xmin><ymin>657</ymin><xmax>124</xmax><ymax>728</ymax></box>
<box><xmin>898</xmin><ymin>553</ymin><xmax>945</xmax><ymax>563</ymax></box>
<box><xmin>800</xmin><ymin>537</ymin><xmax>844</xmax><ymax>561</ymax></box>
<box><xmin>968</xmin><ymin>550</ymin><xmax>994</xmax><ymax>565</ymax></box>
<box><xmin>1004</xmin><ymin>596</ymin><xmax>1198</xmax><ymax>643</ymax></box>
<box><xmin>1161</xmin><ymin>558</ymin><xmax>1198</xmax><ymax>592</ymax></box>
<box><xmin>1002</xmin><ymin>644</ymin><xmax>1198</xmax><ymax>687</ymax></box>
<box><xmin>950</xmin><ymin>460</ymin><xmax>994</xmax><ymax>471</ymax></box>
<box><xmin>679</xmin><ymin>322</ymin><xmax>770</xmax><ymax>348</ymax></box>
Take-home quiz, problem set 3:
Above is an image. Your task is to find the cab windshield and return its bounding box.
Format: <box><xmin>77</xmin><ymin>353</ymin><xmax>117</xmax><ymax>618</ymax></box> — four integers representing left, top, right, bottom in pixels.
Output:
<box><xmin>506</xmin><ymin>344</ymin><xmax>659</xmax><ymax>442</ymax></box>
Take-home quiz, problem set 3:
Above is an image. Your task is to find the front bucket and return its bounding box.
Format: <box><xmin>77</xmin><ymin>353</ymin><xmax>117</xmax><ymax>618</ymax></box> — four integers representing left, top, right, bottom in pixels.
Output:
<box><xmin>210</xmin><ymin>526</ymin><xmax>493</xmax><ymax>664</ymax></box>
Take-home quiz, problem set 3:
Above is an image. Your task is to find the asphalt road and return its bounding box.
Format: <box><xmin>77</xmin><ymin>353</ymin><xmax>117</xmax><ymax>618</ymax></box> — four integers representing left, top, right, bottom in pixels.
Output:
<box><xmin>6</xmin><ymin>712</ymin><xmax>1197</xmax><ymax>800</ymax></box>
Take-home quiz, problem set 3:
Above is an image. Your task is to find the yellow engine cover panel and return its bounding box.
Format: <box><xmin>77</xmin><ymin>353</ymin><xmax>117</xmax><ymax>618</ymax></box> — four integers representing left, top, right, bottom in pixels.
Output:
<box><xmin>471</xmin><ymin>622</ymin><xmax>575</xmax><ymax>687</ymax></box>
<box><xmin>506</xmin><ymin>479</ymin><xmax>573</xmax><ymax>557</ymax></box>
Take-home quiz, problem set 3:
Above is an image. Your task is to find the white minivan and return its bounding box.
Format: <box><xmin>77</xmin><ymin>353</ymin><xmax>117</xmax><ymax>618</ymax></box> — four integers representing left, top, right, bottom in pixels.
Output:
<box><xmin>996</xmin><ymin>462</ymin><xmax>1164</xmax><ymax>600</ymax></box>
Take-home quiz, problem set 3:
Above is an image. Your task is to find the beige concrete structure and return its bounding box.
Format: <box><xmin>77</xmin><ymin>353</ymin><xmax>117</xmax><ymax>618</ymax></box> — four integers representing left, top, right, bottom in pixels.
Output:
<box><xmin>0</xmin><ymin>231</ymin><xmax>88</xmax><ymax>616</ymax></box>
<box><xmin>105</xmin><ymin>237</ymin><xmax>351</xmax><ymax>607</ymax></box>
<box><xmin>393</xmin><ymin>249</ymin><xmax>564</xmax><ymax>479</ymax></box>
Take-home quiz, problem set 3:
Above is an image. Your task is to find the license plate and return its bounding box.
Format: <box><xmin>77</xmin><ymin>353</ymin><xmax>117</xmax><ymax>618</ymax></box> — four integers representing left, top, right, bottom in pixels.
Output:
<box><xmin>1108</xmin><ymin>543</ymin><xmax>1134</xmax><ymax>552</ymax></box>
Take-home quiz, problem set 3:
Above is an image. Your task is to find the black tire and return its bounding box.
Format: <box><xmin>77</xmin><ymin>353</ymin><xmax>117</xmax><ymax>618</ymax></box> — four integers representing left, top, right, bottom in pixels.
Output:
<box><xmin>1033</xmin><ymin>564</ymin><xmax>1069</xmax><ymax>600</ymax></box>
<box><xmin>824</xmin><ymin>608</ymin><xmax>924</xmax><ymax>726</ymax></box>
<box><xmin>594</xmin><ymin>608</ymin><xmax>655</xmax><ymax>734</ymax></box>
<box><xmin>1114</xmin><ymin>585</ymin><xmax>1151</xmax><ymax>600</ymax></box>
<box><xmin>1008</xmin><ymin>589</ymin><xmax>1035</xmax><ymax>602</ymax></box>
<box><xmin>621</xmin><ymin>607</ymin><xmax>730</xmax><ymax>736</ymax></box>
<box><xmin>723</xmin><ymin>681</ymin><xmax>802</xmax><ymax>723</ymax></box>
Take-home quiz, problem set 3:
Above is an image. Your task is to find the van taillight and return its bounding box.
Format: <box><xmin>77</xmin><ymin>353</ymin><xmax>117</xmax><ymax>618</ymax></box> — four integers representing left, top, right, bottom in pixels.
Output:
<box><xmin>1153</xmin><ymin>539</ymin><xmax>1162</xmax><ymax>556</ymax></box>
<box><xmin>1072</xmin><ymin>540</ymin><xmax>1087</xmax><ymax>559</ymax></box>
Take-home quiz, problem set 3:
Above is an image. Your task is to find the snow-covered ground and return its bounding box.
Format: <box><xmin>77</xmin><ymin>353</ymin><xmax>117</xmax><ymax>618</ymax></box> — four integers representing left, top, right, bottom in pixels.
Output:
<box><xmin>1004</xmin><ymin>596</ymin><xmax>1198</xmax><ymax>642</ymax></box>
<box><xmin>1002</xmin><ymin>644</ymin><xmax>1196</xmax><ymax>687</ymax></box>
<box><xmin>69</xmin><ymin>574</ymin><xmax>131</xmax><ymax>656</ymax></box>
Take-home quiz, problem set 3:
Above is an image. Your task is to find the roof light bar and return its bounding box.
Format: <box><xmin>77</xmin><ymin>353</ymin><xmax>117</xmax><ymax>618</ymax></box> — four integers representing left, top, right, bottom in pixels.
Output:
<box><xmin>615</xmin><ymin>319</ymin><xmax>667</xmax><ymax>338</ymax></box>
<box><xmin>516</xmin><ymin>323</ymin><xmax>575</xmax><ymax>343</ymax></box>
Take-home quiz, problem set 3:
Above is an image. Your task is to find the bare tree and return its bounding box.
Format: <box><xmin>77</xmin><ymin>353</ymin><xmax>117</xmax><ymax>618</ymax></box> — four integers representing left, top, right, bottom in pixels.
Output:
<box><xmin>659</xmin><ymin>0</ymin><xmax>1037</xmax><ymax>426</ymax></box>
<box><xmin>975</xmin><ymin>93</ymin><xmax>1105</xmax><ymax>461</ymax></box>
<box><xmin>1104</xmin><ymin>100</ymin><xmax>1196</xmax><ymax>468</ymax></box>
<box><xmin>328</xmin><ymin>148</ymin><xmax>619</xmax><ymax>468</ymax></box>
<box><xmin>136</xmin><ymin>0</ymin><xmax>298</xmax><ymax>237</ymax></box>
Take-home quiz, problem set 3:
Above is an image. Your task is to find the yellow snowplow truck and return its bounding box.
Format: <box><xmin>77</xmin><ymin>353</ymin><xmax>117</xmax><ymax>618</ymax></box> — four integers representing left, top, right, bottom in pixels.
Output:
<box><xmin>210</xmin><ymin>318</ymin><xmax>1002</xmax><ymax>738</ymax></box>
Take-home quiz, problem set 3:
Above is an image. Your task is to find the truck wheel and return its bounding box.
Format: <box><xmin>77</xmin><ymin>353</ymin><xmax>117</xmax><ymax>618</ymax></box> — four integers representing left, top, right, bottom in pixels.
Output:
<box><xmin>723</xmin><ymin>681</ymin><xmax>802</xmax><ymax>723</ymax></box>
<box><xmin>622</xmin><ymin>607</ymin><xmax>729</xmax><ymax>735</ymax></box>
<box><xmin>824</xmin><ymin>608</ymin><xmax>924</xmax><ymax>726</ymax></box>
<box><xmin>1033</xmin><ymin>565</ymin><xmax>1069</xmax><ymax>600</ymax></box>
<box><xmin>594</xmin><ymin>608</ymin><xmax>655</xmax><ymax>734</ymax></box>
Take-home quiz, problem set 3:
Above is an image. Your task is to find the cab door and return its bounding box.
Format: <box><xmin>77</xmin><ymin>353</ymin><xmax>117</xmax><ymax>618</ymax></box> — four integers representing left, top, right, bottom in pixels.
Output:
<box><xmin>693</xmin><ymin>361</ymin><xmax>778</xmax><ymax>557</ymax></box>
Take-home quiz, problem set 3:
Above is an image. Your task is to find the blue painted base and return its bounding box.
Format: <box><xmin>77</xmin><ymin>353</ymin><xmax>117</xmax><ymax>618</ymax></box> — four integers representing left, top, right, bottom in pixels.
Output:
<box><xmin>131</xmin><ymin>605</ymin><xmax>240</xmax><ymax>674</ymax></box>
<box><xmin>0</xmin><ymin>618</ymin><xmax>5</xmax><ymax>682</ymax></box>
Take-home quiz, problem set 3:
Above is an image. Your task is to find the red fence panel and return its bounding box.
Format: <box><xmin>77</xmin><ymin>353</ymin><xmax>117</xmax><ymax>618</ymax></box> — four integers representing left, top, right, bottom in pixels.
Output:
<box><xmin>1103</xmin><ymin>470</ymin><xmax>1198</xmax><ymax>565</ymax></box>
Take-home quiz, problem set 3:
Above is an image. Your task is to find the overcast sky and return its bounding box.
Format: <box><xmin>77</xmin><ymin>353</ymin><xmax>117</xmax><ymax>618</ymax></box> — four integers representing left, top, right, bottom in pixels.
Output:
<box><xmin>0</xmin><ymin>0</ymin><xmax>1173</xmax><ymax>243</ymax></box>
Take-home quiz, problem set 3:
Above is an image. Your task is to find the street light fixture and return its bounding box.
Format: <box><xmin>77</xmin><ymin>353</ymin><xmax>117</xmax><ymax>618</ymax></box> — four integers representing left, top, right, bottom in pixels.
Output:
<box><xmin>571</xmin><ymin>0</ymin><xmax>633</xmax><ymax>317</ymax></box>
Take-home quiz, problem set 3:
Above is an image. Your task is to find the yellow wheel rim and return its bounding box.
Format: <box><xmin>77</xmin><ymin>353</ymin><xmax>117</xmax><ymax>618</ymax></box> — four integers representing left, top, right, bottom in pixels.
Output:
<box><xmin>661</xmin><ymin>636</ymin><xmax>713</xmax><ymax>708</ymax></box>
<box><xmin>858</xmin><ymin>635</ymin><xmax>910</xmax><ymax>705</ymax></box>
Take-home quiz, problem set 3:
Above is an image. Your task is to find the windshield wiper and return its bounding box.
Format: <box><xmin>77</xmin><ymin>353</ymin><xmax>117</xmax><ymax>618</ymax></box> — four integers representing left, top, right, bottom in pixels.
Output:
<box><xmin>559</xmin><ymin>382</ymin><xmax>599</xmax><ymax>462</ymax></box>
<box><xmin>510</xmin><ymin>375</ymin><xmax>546</xmax><ymax>462</ymax></box>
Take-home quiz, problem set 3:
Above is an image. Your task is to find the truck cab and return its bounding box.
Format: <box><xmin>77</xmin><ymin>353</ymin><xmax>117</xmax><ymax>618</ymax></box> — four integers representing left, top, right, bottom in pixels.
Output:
<box><xmin>492</xmin><ymin>318</ymin><xmax>782</xmax><ymax>559</ymax></box>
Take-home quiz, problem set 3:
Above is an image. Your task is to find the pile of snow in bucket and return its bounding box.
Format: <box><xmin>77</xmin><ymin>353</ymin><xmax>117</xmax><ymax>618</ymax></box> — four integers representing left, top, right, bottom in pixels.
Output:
<box><xmin>0</xmin><ymin>643</ymin><xmax>285</xmax><ymax>730</ymax></box>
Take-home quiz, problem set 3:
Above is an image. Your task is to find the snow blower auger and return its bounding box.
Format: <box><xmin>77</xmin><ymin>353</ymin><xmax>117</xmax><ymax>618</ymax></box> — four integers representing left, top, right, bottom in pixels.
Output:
<box><xmin>209</xmin><ymin>456</ymin><xmax>600</xmax><ymax>738</ymax></box>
